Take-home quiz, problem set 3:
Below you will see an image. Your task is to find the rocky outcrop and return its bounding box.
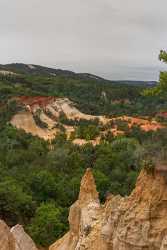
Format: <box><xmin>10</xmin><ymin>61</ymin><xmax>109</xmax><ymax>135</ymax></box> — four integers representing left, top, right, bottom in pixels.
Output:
<box><xmin>0</xmin><ymin>220</ymin><xmax>16</xmax><ymax>250</ymax></box>
<box><xmin>11</xmin><ymin>224</ymin><xmax>38</xmax><ymax>250</ymax></box>
<box><xmin>0</xmin><ymin>220</ymin><xmax>38</xmax><ymax>250</ymax></box>
<box><xmin>50</xmin><ymin>168</ymin><xmax>167</xmax><ymax>250</ymax></box>
<box><xmin>11</xmin><ymin>97</ymin><xmax>163</xmax><ymax>143</ymax></box>
<box><xmin>50</xmin><ymin>168</ymin><xmax>101</xmax><ymax>250</ymax></box>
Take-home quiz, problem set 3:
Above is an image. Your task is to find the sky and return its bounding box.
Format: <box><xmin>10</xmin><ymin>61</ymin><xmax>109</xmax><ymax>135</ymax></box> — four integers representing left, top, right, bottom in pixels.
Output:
<box><xmin>0</xmin><ymin>0</ymin><xmax>167</xmax><ymax>80</ymax></box>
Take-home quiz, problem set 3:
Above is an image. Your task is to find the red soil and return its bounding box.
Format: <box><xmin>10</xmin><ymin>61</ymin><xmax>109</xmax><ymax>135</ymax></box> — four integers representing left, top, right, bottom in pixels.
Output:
<box><xmin>14</xmin><ymin>96</ymin><xmax>165</xmax><ymax>133</ymax></box>
<box><xmin>118</xmin><ymin>115</ymin><xmax>164</xmax><ymax>132</ymax></box>
<box><xmin>157</xmin><ymin>112</ymin><xmax>167</xmax><ymax>118</ymax></box>
<box><xmin>17</xmin><ymin>96</ymin><xmax>55</xmax><ymax>109</ymax></box>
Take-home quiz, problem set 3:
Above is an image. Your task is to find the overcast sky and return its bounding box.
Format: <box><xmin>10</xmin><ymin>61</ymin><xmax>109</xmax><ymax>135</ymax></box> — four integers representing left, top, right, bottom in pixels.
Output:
<box><xmin>0</xmin><ymin>0</ymin><xmax>167</xmax><ymax>80</ymax></box>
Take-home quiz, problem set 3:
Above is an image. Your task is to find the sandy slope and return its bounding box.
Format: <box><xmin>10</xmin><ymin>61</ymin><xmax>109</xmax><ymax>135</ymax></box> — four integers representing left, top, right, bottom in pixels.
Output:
<box><xmin>10</xmin><ymin>97</ymin><xmax>164</xmax><ymax>143</ymax></box>
<box><xmin>11</xmin><ymin>111</ymin><xmax>58</xmax><ymax>141</ymax></box>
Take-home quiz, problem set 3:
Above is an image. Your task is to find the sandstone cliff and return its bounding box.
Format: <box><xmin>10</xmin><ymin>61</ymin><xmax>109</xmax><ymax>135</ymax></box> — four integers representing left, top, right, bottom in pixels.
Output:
<box><xmin>10</xmin><ymin>97</ymin><xmax>163</xmax><ymax>143</ymax></box>
<box><xmin>0</xmin><ymin>220</ymin><xmax>16</xmax><ymax>250</ymax></box>
<box><xmin>50</xmin><ymin>168</ymin><xmax>167</xmax><ymax>250</ymax></box>
<box><xmin>11</xmin><ymin>224</ymin><xmax>38</xmax><ymax>250</ymax></box>
<box><xmin>0</xmin><ymin>220</ymin><xmax>38</xmax><ymax>250</ymax></box>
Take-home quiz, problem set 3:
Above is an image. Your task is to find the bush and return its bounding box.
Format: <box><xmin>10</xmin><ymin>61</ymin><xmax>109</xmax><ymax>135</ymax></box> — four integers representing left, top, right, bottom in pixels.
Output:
<box><xmin>28</xmin><ymin>202</ymin><xmax>66</xmax><ymax>246</ymax></box>
<box><xmin>33</xmin><ymin>110</ymin><xmax>48</xmax><ymax>129</ymax></box>
<box><xmin>0</xmin><ymin>178</ymin><xmax>35</xmax><ymax>225</ymax></box>
<box><xmin>75</xmin><ymin>124</ymin><xmax>100</xmax><ymax>140</ymax></box>
<box><xmin>142</xmin><ymin>158</ymin><xmax>155</xmax><ymax>174</ymax></box>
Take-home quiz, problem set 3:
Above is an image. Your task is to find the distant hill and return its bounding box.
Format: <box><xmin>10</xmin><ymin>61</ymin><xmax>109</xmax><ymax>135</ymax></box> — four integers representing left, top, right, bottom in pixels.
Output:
<box><xmin>0</xmin><ymin>63</ymin><xmax>106</xmax><ymax>82</ymax></box>
<box><xmin>112</xmin><ymin>80</ymin><xmax>157</xmax><ymax>86</ymax></box>
<box><xmin>0</xmin><ymin>62</ymin><xmax>162</xmax><ymax>119</ymax></box>
<box><xmin>0</xmin><ymin>63</ymin><xmax>156</xmax><ymax>86</ymax></box>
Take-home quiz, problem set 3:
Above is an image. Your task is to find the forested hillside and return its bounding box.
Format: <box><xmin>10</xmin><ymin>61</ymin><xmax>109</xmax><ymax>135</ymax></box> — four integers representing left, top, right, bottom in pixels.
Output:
<box><xmin>0</xmin><ymin>63</ymin><xmax>160</xmax><ymax>116</ymax></box>
<box><xmin>0</xmin><ymin>61</ymin><xmax>167</xmax><ymax>248</ymax></box>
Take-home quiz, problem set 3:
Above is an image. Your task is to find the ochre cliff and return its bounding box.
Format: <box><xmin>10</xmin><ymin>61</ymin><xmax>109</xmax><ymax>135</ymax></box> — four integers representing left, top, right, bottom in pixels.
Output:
<box><xmin>10</xmin><ymin>97</ymin><xmax>163</xmax><ymax>142</ymax></box>
<box><xmin>0</xmin><ymin>220</ymin><xmax>16</xmax><ymax>250</ymax></box>
<box><xmin>50</xmin><ymin>168</ymin><xmax>167</xmax><ymax>250</ymax></box>
<box><xmin>0</xmin><ymin>220</ymin><xmax>38</xmax><ymax>250</ymax></box>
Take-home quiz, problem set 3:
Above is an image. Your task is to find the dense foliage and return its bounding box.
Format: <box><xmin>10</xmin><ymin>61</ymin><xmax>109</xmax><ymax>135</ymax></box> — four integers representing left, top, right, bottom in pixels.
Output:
<box><xmin>1</xmin><ymin>120</ymin><xmax>167</xmax><ymax>246</ymax></box>
<box><xmin>143</xmin><ymin>50</ymin><xmax>167</xmax><ymax>98</ymax></box>
<box><xmin>0</xmin><ymin>61</ymin><xmax>167</xmax><ymax>247</ymax></box>
<box><xmin>0</xmin><ymin>63</ymin><xmax>164</xmax><ymax>117</ymax></box>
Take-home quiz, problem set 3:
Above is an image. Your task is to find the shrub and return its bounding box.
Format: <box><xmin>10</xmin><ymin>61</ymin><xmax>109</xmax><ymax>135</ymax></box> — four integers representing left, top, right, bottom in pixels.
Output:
<box><xmin>142</xmin><ymin>158</ymin><xmax>155</xmax><ymax>174</ymax></box>
<box><xmin>27</xmin><ymin>202</ymin><xmax>66</xmax><ymax>246</ymax></box>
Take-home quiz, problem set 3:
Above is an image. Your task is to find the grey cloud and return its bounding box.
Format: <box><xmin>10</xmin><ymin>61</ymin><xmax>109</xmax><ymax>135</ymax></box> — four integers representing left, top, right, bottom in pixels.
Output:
<box><xmin>0</xmin><ymin>0</ymin><xmax>167</xmax><ymax>80</ymax></box>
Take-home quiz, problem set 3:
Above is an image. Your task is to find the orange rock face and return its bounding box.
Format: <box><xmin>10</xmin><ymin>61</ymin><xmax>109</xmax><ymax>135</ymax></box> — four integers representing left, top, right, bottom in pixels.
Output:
<box><xmin>50</xmin><ymin>168</ymin><xmax>167</xmax><ymax>250</ymax></box>
<box><xmin>0</xmin><ymin>220</ymin><xmax>16</xmax><ymax>250</ymax></box>
<box><xmin>10</xmin><ymin>97</ymin><xmax>165</xmax><ymax>144</ymax></box>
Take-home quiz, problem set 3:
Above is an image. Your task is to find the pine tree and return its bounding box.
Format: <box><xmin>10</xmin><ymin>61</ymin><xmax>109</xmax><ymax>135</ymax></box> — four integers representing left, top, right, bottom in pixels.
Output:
<box><xmin>143</xmin><ymin>50</ymin><xmax>167</xmax><ymax>96</ymax></box>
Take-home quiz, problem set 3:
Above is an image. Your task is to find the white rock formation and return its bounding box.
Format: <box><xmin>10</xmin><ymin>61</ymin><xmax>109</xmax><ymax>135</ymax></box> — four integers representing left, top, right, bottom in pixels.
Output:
<box><xmin>11</xmin><ymin>224</ymin><xmax>38</xmax><ymax>250</ymax></box>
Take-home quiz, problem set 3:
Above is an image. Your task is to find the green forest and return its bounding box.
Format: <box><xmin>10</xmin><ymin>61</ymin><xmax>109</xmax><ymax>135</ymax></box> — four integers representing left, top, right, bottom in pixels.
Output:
<box><xmin>0</xmin><ymin>51</ymin><xmax>167</xmax><ymax>247</ymax></box>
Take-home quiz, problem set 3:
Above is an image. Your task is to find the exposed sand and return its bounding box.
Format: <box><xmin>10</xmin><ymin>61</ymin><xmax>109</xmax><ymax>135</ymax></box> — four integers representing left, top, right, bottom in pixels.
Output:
<box><xmin>10</xmin><ymin>97</ymin><xmax>165</xmax><ymax>144</ymax></box>
<box><xmin>11</xmin><ymin>111</ymin><xmax>58</xmax><ymax>141</ymax></box>
<box><xmin>0</xmin><ymin>70</ymin><xmax>18</xmax><ymax>76</ymax></box>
